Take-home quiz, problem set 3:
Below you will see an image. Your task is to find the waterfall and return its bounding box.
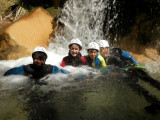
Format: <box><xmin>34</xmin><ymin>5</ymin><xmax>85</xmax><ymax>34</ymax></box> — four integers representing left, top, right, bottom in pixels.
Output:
<box><xmin>1</xmin><ymin>1</ymin><xmax>160</xmax><ymax>119</ymax></box>
<box><xmin>47</xmin><ymin>0</ymin><xmax>160</xmax><ymax>75</ymax></box>
<box><xmin>0</xmin><ymin>0</ymin><xmax>119</xmax><ymax>90</ymax></box>
<box><xmin>49</xmin><ymin>0</ymin><xmax>118</xmax><ymax>54</ymax></box>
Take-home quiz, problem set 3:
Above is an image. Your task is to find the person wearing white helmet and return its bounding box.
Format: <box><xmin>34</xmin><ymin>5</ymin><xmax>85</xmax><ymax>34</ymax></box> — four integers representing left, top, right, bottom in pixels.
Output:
<box><xmin>61</xmin><ymin>38</ymin><xmax>86</xmax><ymax>67</ymax></box>
<box><xmin>84</xmin><ymin>42</ymin><xmax>106</xmax><ymax>68</ymax></box>
<box><xmin>99</xmin><ymin>40</ymin><xmax>110</xmax><ymax>59</ymax></box>
<box><xmin>98</xmin><ymin>40</ymin><xmax>140</xmax><ymax>68</ymax></box>
<box><xmin>32</xmin><ymin>46</ymin><xmax>48</xmax><ymax>61</ymax></box>
<box><xmin>4</xmin><ymin>46</ymin><xmax>68</xmax><ymax>81</ymax></box>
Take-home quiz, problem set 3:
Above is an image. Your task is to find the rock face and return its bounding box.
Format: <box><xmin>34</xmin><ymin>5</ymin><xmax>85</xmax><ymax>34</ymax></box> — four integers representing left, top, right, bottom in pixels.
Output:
<box><xmin>0</xmin><ymin>20</ymin><xmax>12</xmax><ymax>30</ymax></box>
<box><xmin>0</xmin><ymin>7</ymin><xmax>57</xmax><ymax>60</ymax></box>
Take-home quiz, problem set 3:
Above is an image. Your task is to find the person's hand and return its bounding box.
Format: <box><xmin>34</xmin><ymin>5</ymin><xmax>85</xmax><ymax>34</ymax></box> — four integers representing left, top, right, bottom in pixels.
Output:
<box><xmin>125</xmin><ymin>64</ymin><xmax>146</xmax><ymax>71</ymax></box>
<box><xmin>135</xmin><ymin>64</ymin><xmax>146</xmax><ymax>69</ymax></box>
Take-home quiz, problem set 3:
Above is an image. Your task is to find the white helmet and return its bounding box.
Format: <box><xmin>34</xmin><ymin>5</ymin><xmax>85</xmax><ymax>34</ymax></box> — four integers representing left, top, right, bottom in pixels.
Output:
<box><xmin>99</xmin><ymin>40</ymin><xmax>109</xmax><ymax>48</ymax></box>
<box><xmin>32</xmin><ymin>46</ymin><xmax>47</xmax><ymax>59</ymax></box>
<box><xmin>87</xmin><ymin>42</ymin><xmax>99</xmax><ymax>51</ymax></box>
<box><xmin>69</xmin><ymin>38</ymin><xmax>82</xmax><ymax>48</ymax></box>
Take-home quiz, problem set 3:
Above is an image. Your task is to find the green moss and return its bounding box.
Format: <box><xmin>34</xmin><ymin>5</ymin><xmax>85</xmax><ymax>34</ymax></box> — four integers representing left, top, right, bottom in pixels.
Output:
<box><xmin>46</xmin><ymin>7</ymin><xmax>61</xmax><ymax>17</ymax></box>
<box><xmin>0</xmin><ymin>0</ymin><xmax>61</xmax><ymax>18</ymax></box>
<box><xmin>0</xmin><ymin>0</ymin><xmax>19</xmax><ymax>17</ymax></box>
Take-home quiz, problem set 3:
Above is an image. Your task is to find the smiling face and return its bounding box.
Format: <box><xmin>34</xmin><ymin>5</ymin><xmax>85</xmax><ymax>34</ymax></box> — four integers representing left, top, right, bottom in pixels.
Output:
<box><xmin>100</xmin><ymin>47</ymin><xmax>109</xmax><ymax>58</ymax></box>
<box><xmin>69</xmin><ymin>44</ymin><xmax>81</xmax><ymax>57</ymax></box>
<box><xmin>88</xmin><ymin>49</ymin><xmax>98</xmax><ymax>59</ymax></box>
<box><xmin>32</xmin><ymin>52</ymin><xmax>46</xmax><ymax>67</ymax></box>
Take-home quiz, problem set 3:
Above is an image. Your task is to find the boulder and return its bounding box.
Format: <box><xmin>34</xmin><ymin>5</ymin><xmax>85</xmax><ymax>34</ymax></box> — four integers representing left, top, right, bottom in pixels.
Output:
<box><xmin>0</xmin><ymin>7</ymin><xmax>57</xmax><ymax>60</ymax></box>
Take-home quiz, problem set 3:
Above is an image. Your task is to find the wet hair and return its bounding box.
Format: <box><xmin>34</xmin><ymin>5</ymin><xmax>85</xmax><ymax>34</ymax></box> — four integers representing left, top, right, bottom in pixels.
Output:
<box><xmin>69</xmin><ymin>43</ymin><xmax>82</xmax><ymax>50</ymax></box>
<box><xmin>32</xmin><ymin>52</ymin><xmax>47</xmax><ymax>60</ymax></box>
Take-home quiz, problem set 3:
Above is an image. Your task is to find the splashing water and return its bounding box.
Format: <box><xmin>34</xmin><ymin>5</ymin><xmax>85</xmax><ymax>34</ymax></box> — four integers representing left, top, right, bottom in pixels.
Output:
<box><xmin>0</xmin><ymin>51</ymin><xmax>100</xmax><ymax>91</ymax></box>
<box><xmin>49</xmin><ymin>0</ymin><xmax>118</xmax><ymax>54</ymax></box>
<box><xmin>0</xmin><ymin>0</ymin><xmax>160</xmax><ymax>119</ymax></box>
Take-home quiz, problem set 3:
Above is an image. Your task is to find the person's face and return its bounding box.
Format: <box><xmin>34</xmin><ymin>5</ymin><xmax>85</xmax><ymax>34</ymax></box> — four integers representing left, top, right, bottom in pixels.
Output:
<box><xmin>69</xmin><ymin>44</ymin><xmax>80</xmax><ymax>57</ymax></box>
<box><xmin>100</xmin><ymin>47</ymin><xmax>109</xmax><ymax>58</ymax></box>
<box><xmin>88</xmin><ymin>49</ymin><xmax>98</xmax><ymax>59</ymax></box>
<box><xmin>33</xmin><ymin>54</ymin><xmax>45</xmax><ymax>67</ymax></box>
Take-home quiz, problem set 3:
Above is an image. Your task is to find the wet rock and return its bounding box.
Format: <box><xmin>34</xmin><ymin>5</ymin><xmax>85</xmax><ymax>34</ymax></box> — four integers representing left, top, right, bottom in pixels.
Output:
<box><xmin>0</xmin><ymin>20</ymin><xmax>12</xmax><ymax>30</ymax></box>
<box><xmin>0</xmin><ymin>7</ymin><xmax>57</xmax><ymax>60</ymax></box>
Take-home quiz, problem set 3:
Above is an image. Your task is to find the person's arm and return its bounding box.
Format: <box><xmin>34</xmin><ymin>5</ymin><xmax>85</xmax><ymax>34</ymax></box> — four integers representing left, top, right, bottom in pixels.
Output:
<box><xmin>81</xmin><ymin>56</ymin><xmax>87</xmax><ymax>65</ymax></box>
<box><xmin>60</xmin><ymin>57</ymin><xmax>68</xmax><ymax>67</ymax></box>
<box><xmin>83</xmin><ymin>56</ymin><xmax>91</xmax><ymax>67</ymax></box>
<box><xmin>4</xmin><ymin>65</ymin><xmax>25</xmax><ymax>76</ymax></box>
<box><xmin>98</xmin><ymin>55</ymin><xmax>107</xmax><ymax>68</ymax></box>
<box><xmin>60</xmin><ymin>59</ymin><xmax>65</xmax><ymax>67</ymax></box>
<box><xmin>121</xmin><ymin>50</ymin><xmax>138</xmax><ymax>65</ymax></box>
<box><xmin>52</xmin><ymin>65</ymin><xmax>68</xmax><ymax>74</ymax></box>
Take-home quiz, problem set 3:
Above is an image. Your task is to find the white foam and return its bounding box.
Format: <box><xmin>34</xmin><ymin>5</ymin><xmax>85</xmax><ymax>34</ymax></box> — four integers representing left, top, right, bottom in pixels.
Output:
<box><xmin>0</xmin><ymin>75</ymin><xmax>29</xmax><ymax>91</ymax></box>
<box><xmin>0</xmin><ymin>50</ymin><xmax>100</xmax><ymax>91</ymax></box>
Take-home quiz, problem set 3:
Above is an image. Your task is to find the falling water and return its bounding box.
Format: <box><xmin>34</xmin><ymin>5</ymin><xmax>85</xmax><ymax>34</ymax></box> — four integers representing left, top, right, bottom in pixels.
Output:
<box><xmin>49</xmin><ymin>0</ymin><xmax>118</xmax><ymax>54</ymax></box>
<box><xmin>0</xmin><ymin>0</ymin><xmax>160</xmax><ymax>120</ymax></box>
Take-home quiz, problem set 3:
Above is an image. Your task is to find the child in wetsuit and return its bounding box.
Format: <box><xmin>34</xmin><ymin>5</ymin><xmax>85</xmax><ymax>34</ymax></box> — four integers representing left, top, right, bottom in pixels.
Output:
<box><xmin>84</xmin><ymin>42</ymin><xmax>106</xmax><ymax>68</ymax></box>
<box><xmin>60</xmin><ymin>38</ymin><xmax>86</xmax><ymax>67</ymax></box>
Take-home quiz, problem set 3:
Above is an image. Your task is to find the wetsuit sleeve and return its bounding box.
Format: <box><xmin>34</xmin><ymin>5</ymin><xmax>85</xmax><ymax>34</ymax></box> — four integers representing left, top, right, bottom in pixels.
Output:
<box><xmin>52</xmin><ymin>65</ymin><xmax>68</xmax><ymax>74</ymax></box>
<box><xmin>60</xmin><ymin>69</ymin><xmax>68</xmax><ymax>74</ymax></box>
<box><xmin>4</xmin><ymin>65</ymin><xmax>25</xmax><ymax>76</ymax></box>
<box><xmin>121</xmin><ymin>50</ymin><xmax>138</xmax><ymax>64</ymax></box>
<box><xmin>81</xmin><ymin>56</ymin><xmax>87</xmax><ymax>65</ymax></box>
<box><xmin>60</xmin><ymin>57</ymin><xmax>68</xmax><ymax>67</ymax></box>
<box><xmin>98</xmin><ymin>55</ymin><xmax>107</xmax><ymax>68</ymax></box>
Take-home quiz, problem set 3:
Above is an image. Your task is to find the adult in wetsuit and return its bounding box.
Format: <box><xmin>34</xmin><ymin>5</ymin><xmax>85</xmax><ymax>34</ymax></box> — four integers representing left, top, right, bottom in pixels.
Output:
<box><xmin>99</xmin><ymin>40</ymin><xmax>160</xmax><ymax>114</ymax></box>
<box><xmin>98</xmin><ymin>40</ymin><xmax>138</xmax><ymax>68</ymax></box>
<box><xmin>4</xmin><ymin>46</ymin><xmax>68</xmax><ymax>80</ymax></box>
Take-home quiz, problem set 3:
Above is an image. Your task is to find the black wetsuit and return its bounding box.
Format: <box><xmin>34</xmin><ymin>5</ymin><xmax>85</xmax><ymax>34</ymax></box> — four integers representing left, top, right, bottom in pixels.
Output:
<box><xmin>4</xmin><ymin>64</ymin><xmax>68</xmax><ymax>80</ymax></box>
<box><xmin>24</xmin><ymin>64</ymin><xmax>53</xmax><ymax>80</ymax></box>
<box><xmin>106</xmin><ymin>48</ymin><xmax>160</xmax><ymax>113</ymax></box>
<box><xmin>106</xmin><ymin>48</ymin><xmax>135</xmax><ymax>68</ymax></box>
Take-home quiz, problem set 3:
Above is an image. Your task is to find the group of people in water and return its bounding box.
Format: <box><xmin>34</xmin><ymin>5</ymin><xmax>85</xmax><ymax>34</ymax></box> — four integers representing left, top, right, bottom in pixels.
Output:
<box><xmin>4</xmin><ymin>38</ymin><xmax>160</xmax><ymax>114</ymax></box>
<box><xmin>61</xmin><ymin>38</ymin><xmax>139</xmax><ymax>68</ymax></box>
<box><xmin>4</xmin><ymin>38</ymin><xmax>141</xmax><ymax>80</ymax></box>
